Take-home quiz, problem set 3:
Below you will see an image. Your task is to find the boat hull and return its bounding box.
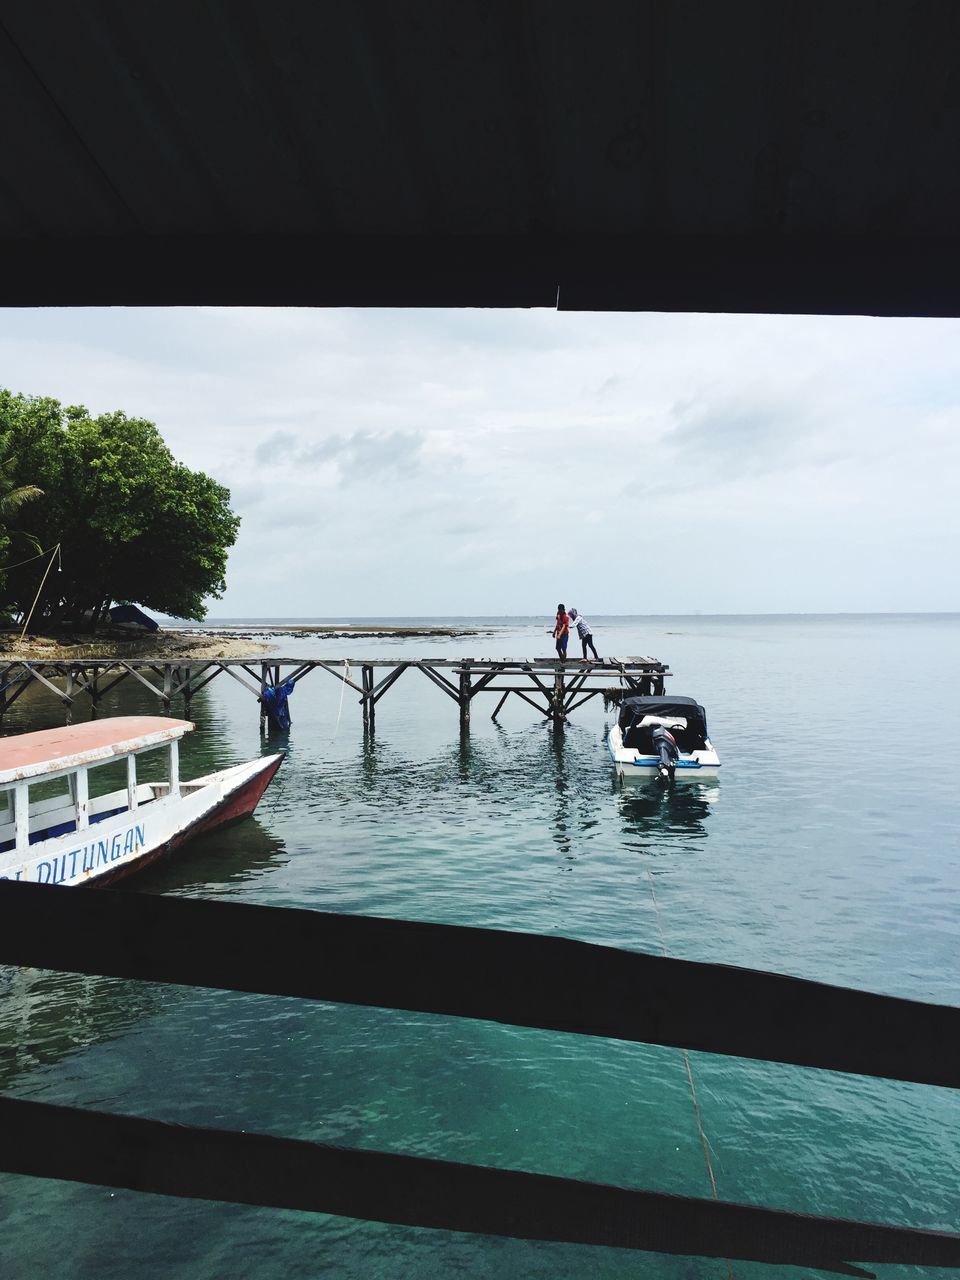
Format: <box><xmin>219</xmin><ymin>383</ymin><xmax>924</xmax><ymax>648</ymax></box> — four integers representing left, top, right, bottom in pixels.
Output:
<box><xmin>90</xmin><ymin>753</ymin><xmax>284</xmax><ymax>887</ymax></box>
<box><xmin>0</xmin><ymin>754</ymin><xmax>283</xmax><ymax>888</ymax></box>
<box><xmin>606</xmin><ymin>724</ymin><xmax>720</xmax><ymax>783</ymax></box>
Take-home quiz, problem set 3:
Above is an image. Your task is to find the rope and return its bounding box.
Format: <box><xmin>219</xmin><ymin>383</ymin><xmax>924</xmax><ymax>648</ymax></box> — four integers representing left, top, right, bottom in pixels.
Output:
<box><xmin>0</xmin><ymin>544</ymin><xmax>58</xmax><ymax>573</ymax></box>
<box><xmin>643</xmin><ymin>865</ymin><xmax>735</xmax><ymax>1280</ymax></box>
<box><xmin>19</xmin><ymin>543</ymin><xmax>61</xmax><ymax>640</ymax></box>
<box><xmin>331</xmin><ymin>659</ymin><xmax>350</xmax><ymax>739</ymax></box>
<box><xmin>0</xmin><ymin>669</ymin><xmax>29</xmax><ymax>696</ymax></box>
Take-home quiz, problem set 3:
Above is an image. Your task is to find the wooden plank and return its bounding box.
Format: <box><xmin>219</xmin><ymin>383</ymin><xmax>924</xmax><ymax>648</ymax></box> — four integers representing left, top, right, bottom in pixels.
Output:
<box><xmin>2</xmin><ymin>1093</ymin><xmax>951</xmax><ymax>1274</ymax></box>
<box><xmin>3</xmin><ymin>881</ymin><xmax>960</xmax><ymax>1091</ymax></box>
<box><xmin>12</xmin><ymin>657</ymin><xmax>669</xmax><ymax>675</ymax></box>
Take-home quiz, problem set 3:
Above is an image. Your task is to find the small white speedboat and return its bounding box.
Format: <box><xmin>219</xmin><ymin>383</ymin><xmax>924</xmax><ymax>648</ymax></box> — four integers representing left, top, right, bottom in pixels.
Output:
<box><xmin>607</xmin><ymin>695</ymin><xmax>720</xmax><ymax>783</ymax></box>
<box><xmin>0</xmin><ymin>717</ymin><xmax>282</xmax><ymax>887</ymax></box>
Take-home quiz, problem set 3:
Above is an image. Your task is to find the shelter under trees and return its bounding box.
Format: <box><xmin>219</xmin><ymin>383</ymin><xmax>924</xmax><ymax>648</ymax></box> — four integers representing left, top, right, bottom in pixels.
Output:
<box><xmin>0</xmin><ymin>390</ymin><xmax>240</xmax><ymax>627</ymax></box>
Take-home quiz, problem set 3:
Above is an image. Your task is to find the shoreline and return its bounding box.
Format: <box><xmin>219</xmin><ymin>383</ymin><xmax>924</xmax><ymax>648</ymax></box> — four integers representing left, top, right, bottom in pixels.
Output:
<box><xmin>0</xmin><ymin>622</ymin><xmax>490</xmax><ymax>662</ymax></box>
<box><xmin>173</xmin><ymin>623</ymin><xmax>488</xmax><ymax>636</ymax></box>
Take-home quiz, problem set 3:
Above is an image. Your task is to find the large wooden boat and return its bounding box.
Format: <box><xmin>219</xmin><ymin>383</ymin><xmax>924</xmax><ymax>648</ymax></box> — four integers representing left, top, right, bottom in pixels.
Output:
<box><xmin>0</xmin><ymin>717</ymin><xmax>282</xmax><ymax>886</ymax></box>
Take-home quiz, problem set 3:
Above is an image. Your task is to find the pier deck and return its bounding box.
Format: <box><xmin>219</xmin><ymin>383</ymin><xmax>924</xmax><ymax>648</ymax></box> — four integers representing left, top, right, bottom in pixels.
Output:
<box><xmin>0</xmin><ymin>656</ymin><xmax>669</xmax><ymax>731</ymax></box>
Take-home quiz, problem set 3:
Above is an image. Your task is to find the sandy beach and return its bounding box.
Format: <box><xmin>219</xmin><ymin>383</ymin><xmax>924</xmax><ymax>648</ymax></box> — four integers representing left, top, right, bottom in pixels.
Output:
<box><xmin>0</xmin><ymin>623</ymin><xmax>487</xmax><ymax>662</ymax></box>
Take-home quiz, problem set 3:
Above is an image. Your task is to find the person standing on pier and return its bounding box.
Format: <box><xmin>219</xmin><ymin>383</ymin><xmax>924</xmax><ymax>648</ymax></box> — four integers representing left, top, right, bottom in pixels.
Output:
<box><xmin>552</xmin><ymin>604</ymin><xmax>570</xmax><ymax>661</ymax></box>
<box><xmin>569</xmin><ymin>608</ymin><xmax>600</xmax><ymax>661</ymax></box>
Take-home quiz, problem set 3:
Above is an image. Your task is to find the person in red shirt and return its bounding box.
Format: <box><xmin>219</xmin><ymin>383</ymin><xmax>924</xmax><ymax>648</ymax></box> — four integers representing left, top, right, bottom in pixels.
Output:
<box><xmin>552</xmin><ymin>603</ymin><xmax>570</xmax><ymax>661</ymax></box>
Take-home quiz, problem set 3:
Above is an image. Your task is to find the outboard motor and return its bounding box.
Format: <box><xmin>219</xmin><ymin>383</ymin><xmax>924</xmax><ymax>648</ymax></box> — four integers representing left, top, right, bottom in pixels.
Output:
<box><xmin>651</xmin><ymin>724</ymin><xmax>679</xmax><ymax>781</ymax></box>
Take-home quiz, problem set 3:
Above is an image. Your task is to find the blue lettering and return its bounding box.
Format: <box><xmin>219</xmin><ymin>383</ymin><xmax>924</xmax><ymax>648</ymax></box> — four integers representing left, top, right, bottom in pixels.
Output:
<box><xmin>97</xmin><ymin>840</ymin><xmax>110</xmax><ymax>867</ymax></box>
<box><xmin>136</xmin><ymin>824</ymin><xmax>145</xmax><ymax>847</ymax></box>
<box><xmin>123</xmin><ymin>827</ymin><xmax>135</xmax><ymax>855</ymax></box>
<box><xmin>51</xmin><ymin>855</ymin><xmax>67</xmax><ymax>885</ymax></box>
<box><xmin>82</xmin><ymin>844</ymin><xmax>94</xmax><ymax>873</ymax></box>
<box><xmin>110</xmin><ymin>833</ymin><xmax>123</xmax><ymax>861</ymax></box>
<box><xmin>36</xmin><ymin>861</ymin><xmax>51</xmax><ymax>883</ymax></box>
<box><xmin>67</xmin><ymin>849</ymin><xmax>79</xmax><ymax>878</ymax></box>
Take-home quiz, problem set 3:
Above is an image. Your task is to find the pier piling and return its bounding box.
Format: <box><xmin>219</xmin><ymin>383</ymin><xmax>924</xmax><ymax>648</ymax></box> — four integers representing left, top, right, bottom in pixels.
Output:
<box><xmin>459</xmin><ymin>670</ymin><xmax>471</xmax><ymax>732</ymax></box>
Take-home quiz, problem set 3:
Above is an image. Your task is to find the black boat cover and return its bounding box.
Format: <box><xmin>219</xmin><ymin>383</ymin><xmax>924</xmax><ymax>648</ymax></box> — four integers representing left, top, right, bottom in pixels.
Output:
<box><xmin>617</xmin><ymin>695</ymin><xmax>708</xmax><ymax>738</ymax></box>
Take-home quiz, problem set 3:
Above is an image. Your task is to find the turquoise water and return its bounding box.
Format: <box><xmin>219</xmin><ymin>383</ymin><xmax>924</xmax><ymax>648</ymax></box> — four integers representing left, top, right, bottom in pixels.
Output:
<box><xmin>2</xmin><ymin>614</ymin><xmax>960</xmax><ymax>1278</ymax></box>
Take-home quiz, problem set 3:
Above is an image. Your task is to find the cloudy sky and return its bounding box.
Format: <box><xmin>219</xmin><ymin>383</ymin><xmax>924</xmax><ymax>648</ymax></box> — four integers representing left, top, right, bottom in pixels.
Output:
<box><xmin>1</xmin><ymin>306</ymin><xmax>958</xmax><ymax>616</ymax></box>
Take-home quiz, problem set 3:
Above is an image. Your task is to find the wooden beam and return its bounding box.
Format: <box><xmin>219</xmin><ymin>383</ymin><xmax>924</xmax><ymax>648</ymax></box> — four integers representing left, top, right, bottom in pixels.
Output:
<box><xmin>415</xmin><ymin>665</ymin><xmax>462</xmax><ymax>703</ymax></box>
<box><xmin>22</xmin><ymin>662</ymin><xmax>72</xmax><ymax>706</ymax></box>
<box><xmin>3</xmin><ymin>881</ymin><xmax>959</xmax><ymax>1089</ymax></box>
<box><xmin>511</xmin><ymin>690</ymin><xmax>552</xmax><ymax>718</ymax></box>
<box><xmin>370</xmin><ymin>664</ymin><xmax>409</xmax><ymax>706</ymax></box>
<box><xmin>4</xmin><ymin>1092</ymin><xmax>950</xmax><ymax>1273</ymax></box>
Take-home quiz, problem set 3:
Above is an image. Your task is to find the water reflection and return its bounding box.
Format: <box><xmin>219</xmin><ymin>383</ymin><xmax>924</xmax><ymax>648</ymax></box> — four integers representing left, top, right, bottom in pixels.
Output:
<box><xmin>120</xmin><ymin>817</ymin><xmax>287</xmax><ymax>897</ymax></box>
<box><xmin>546</xmin><ymin>723</ymin><xmax>574</xmax><ymax>859</ymax></box>
<box><xmin>457</xmin><ymin>727</ymin><xmax>472</xmax><ymax>781</ymax></box>
<box><xmin>0</xmin><ymin>818</ymin><xmax>286</xmax><ymax>1091</ymax></box>
<box><xmin>523</xmin><ymin>722</ymin><xmax>611</xmax><ymax>868</ymax></box>
<box><xmin>357</xmin><ymin>726</ymin><xmax>377</xmax><ymax>784</ymax></box>
<box><xmin>0</xmin><ymin>964</ymin><xmax>167</xmax><ymax>1091</ymax></box>
<box><xmin>618</xmin><ymin>781</ymin><xmax>719</xmax><ymax>843</ymax></box>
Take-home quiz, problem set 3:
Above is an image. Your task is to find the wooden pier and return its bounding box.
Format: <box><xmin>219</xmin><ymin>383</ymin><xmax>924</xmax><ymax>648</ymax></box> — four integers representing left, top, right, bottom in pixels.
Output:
<box><xmin>0</xmin><ymin>656</ymin><xmax>669</xmax><ymax>732</ymax></box>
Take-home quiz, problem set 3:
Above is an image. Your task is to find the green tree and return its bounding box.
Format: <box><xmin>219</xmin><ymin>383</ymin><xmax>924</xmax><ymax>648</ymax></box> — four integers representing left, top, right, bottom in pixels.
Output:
<box><xmin>0</xmin><ymin>464</ymin><xmax>43</xmax><ymax>524</ymax></box>
<box><xmin>0</xmin><ymin>407</ymin><xmax>45</xmax><ymax>598</ymax></box>
<box><xmin>0</xmin><ymin>390</ymin><xmax>240</xmax><ymax>626</ymax></box>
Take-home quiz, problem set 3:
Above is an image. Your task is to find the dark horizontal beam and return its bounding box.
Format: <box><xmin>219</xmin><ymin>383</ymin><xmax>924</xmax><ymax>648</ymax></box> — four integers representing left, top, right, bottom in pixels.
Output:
<box><xmin>0</xmin><ymin>657</ymin><xmax>665</xmax><ymax>670</ymax></box>
<box><xmin>2</xmin><ymin>233</ymin><xmax>960</xmax><ymax>315</ymax></box>
<box><xmin>6</xmin><ymin>1093</ymin><xmax>960</xmax><ymax>1277</ymax></box>
<box><xmin>1</xmin><ymin>881</ymin><xmax>958</xmax><ymax>1089</ymax></box>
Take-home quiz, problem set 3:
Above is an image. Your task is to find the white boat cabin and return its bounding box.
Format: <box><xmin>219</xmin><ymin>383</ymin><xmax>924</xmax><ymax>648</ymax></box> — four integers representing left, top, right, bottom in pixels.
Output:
<box><xmin>0</xmin><ymin>717</ymin><xmax>194</xmax><ymax>877</ymax></box>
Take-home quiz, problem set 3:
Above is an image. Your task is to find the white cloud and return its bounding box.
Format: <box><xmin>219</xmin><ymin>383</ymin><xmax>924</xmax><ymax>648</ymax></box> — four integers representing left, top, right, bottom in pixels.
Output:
<box><xmin>1</xmin><ymin>306</ymin><xmax>959</xmax><ymax>614</ymax></box>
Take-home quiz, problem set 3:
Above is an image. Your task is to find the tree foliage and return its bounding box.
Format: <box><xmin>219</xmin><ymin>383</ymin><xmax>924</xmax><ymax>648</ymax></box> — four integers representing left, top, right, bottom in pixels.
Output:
<box><xmin>0</xmin><ymin>390</ymin><xmax>240</xmax><ymax>625</ymax></box>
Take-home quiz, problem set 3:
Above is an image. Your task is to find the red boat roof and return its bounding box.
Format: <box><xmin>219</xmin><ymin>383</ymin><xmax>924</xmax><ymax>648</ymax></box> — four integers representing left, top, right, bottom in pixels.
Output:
<box><xmin>0</xmin><ymin>717</ymin><xmax>193</xmax><ymax>784</ymax></box>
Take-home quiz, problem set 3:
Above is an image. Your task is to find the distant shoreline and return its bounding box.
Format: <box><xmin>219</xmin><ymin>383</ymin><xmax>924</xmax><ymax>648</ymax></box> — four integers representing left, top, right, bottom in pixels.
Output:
<box><xmin>0</xmin><ymin>621</ymin><xmax>489</xmax><ymax>662</ymax></box>
<box><xmin>173</xmin><ymin>623</ymin><xmax>488</xmax><ymax>637</ymax></box>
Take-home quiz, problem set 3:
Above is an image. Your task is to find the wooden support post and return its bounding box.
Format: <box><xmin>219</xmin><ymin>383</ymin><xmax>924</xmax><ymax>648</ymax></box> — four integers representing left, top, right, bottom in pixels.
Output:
<box><xmin>162</xmin><ymin>665</ymin><xmax>173</xmax><ymax>713</ymax></box>
<box><xmin>491</xmin><ymin>691</ymin><xmax>509</xmax><ymax>720</ymax></box>
<box><xmin>259</xmin><ymin>663</ymin><xmax>269</xmax><ymax>735</ymax></box>
<box><xmin>552</xmin><ymin>667</ymin><xmax>566</xmax><ymax>726</ymax></box>
<box><xmin>362</xmin><ymin>665</ymin><xmax>375</xmax><ymax>733</ymax></box>
<box><xmin>459</xmin><ymin>670</ymin><xmax>471</xmax><ymax>733</ymax></box>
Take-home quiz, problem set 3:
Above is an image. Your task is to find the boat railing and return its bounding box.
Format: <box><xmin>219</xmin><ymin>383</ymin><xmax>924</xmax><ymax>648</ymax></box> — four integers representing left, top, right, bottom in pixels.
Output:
<box><xmin>1</xmin><ymin>879</ymin><xmax>958</xmax><ymax>1275</ymax></box>
<box><xmin>0</xmin><ymin>738</ymin><xmax>182</xmax><ymax>856</ymax></box>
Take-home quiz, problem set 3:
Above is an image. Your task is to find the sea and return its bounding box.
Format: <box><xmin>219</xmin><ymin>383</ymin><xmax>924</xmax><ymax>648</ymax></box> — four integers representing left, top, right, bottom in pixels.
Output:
<box><xmin>1</xmin><ymin>614</ymin><xmax>959</xmax><ymax>1280</ymax></box>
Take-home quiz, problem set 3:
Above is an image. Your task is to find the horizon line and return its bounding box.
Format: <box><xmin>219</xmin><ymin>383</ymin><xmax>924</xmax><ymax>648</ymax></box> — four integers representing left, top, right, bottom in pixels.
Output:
<box><xmin>181</xmin><ymin>610</ymin><xmax>960</xmax><ymax>621</ymax></box>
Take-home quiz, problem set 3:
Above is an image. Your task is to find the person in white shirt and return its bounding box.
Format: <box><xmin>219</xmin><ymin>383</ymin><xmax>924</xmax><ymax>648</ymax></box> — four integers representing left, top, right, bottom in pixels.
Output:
<box><xmin>568</xmin><ymin>608</ymin><xmax>599</xmax><ymax>661</ymax></box>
